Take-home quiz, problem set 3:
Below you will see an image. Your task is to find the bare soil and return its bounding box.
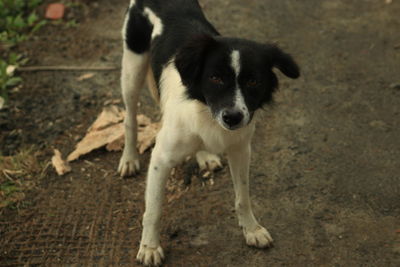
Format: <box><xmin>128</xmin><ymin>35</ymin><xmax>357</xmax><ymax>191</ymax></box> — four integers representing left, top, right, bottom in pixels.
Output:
<box><xmin>1</xmin><ymin>0</ymin><xmax>400</xmax><ymax>266</ymax></box>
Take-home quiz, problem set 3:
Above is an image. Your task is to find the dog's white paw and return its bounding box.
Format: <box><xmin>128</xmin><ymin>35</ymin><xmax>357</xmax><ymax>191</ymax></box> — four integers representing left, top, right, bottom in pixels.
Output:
<box><xmin>118</xmin><ymin>151</ymin><xmax>140</xmax><ymax>177</ymax></box>
<box><xmin>243</xmin><ymin>225</ymin><xmax>273</xmax><ymax>248</ymax></box>
<box><xmin>196</xmin><ymin>151</ymin><xmax>222</xmax><ymax>172</ymax></box>
<box><xmin>136</xmin><ymin>245</ymin><xmax>164</xmax><ymax>266</ymax></box>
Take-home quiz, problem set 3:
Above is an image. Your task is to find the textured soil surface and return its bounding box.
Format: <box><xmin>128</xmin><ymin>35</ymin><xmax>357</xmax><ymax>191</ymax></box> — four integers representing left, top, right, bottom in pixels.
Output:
<box><xmin>1</xmin><ymin>0</ymin><xmax>400</xmax><ymax>266</ymax></box>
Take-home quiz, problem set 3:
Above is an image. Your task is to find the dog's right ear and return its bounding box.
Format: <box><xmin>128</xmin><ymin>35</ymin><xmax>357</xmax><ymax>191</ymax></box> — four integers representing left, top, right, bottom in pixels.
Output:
<box><xmin>175</xmin><ymin>34</ymin><xmax>217</xmax><ymax>88</ymax></box>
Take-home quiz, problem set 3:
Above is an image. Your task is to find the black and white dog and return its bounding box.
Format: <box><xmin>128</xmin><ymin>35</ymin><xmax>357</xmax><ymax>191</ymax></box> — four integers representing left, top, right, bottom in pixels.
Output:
<box><xmin>118</xmin><ymin>0</ymin><xmax>299</xmax><ymax>265</ymax></box>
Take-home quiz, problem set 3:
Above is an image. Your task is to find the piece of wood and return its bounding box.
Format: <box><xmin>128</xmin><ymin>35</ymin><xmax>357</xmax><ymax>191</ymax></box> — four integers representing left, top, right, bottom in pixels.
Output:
<box><xmin>17</xmin><ymin>66</ymin><xmax>119</xmax><ymax>72</ymax></box>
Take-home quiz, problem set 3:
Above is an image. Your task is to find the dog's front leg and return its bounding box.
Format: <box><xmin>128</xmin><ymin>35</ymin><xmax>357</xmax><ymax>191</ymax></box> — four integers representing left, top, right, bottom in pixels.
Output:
<box><xmin>227</xmin><ymin>143</ymin><xmax>274</xmax><ymax>248</ymax></box>
<box><xmin>137</xmin><ymin>127</ymin><xmax>195</xmax><ymax>266</ymax></box>
<box><xmin>136</xmin><ymin>151</ymin><xmax>168</xmax><ymax>266</ymax></box>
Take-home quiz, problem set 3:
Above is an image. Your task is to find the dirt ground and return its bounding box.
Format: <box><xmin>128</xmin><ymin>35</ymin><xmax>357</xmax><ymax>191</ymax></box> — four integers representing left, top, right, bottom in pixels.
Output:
<box><xmin>1</xmin><ymin>0</ymin><xmax>400</xmax><ymax>266</ymax></box>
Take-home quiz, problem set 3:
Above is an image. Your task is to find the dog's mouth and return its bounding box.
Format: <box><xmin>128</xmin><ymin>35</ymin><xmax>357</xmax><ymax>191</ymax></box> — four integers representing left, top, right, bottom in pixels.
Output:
<box><xmin>220</xmin><ymin>123</ymin><xmax>243</xmax><ymax>131</ymax></box>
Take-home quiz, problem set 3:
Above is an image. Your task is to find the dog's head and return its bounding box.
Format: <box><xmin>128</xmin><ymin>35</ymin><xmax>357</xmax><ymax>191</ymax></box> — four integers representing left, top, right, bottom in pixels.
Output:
<box><xmin>175</xmin><ymin>35</ymin><xmax>300</xmax><ymax>130</ymax></box>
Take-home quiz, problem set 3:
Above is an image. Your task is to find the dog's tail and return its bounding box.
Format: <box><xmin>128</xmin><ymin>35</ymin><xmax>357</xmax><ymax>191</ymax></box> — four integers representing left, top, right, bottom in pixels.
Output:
<box><xmin>146</xmin><ymin>66</ymin><xmax>160</xmax><ymax>104</ymax></box>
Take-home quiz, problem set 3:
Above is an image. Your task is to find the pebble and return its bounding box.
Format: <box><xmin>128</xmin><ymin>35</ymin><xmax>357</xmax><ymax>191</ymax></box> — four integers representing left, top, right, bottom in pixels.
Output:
<box><xmin>389</xmin><ymin>83</ymin><xmax>400</xmax><ymax>90</ymax></box>
<box><xmin>369</xmin><ymin>120</ymin><xmax>389</xmax><ymax>131</ymax></box>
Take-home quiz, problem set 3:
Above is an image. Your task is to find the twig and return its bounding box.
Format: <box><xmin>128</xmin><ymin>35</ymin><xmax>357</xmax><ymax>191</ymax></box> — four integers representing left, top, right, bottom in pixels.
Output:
<box><xmin>3</xmin><ymin>169</ymin><xmax>24</xmax><ymax>175</ymax></box>
<box><xmin>17</xmin><ymin>65</ymin><xmax>119</xmax><ymax>72</ymax></box>
<box><xmin>2</xmin><ymin>170</ymin><xmax>15</xmax><ymax>181</ymax></box>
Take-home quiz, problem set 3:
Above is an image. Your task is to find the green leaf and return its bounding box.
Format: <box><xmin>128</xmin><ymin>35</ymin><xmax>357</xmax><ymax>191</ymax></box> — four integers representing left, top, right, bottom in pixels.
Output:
<box><xmin>13</xmin><ymin>15</ymin><xmax>26</xmax><ymax>30</ymax></box>
<box><xmin>27</xmin><ymin>12</ymin><xmax>38</xmax><ymax>26</ymax></box>
<box><xmin>6</xmin><ymin>77</ymin><xmax>22</xmax><ymax>87</ymax></box>
<box><xmin>8</xmin><ymin>53</ymin><xmax>18</xmax><ymax>64</ymax></box>
<box><xmin>31</xmin><ymin>20</ymin><xmax>46</xmax><ymax>33</ymax></box>
<box><xmin>28</xmin><ymin>0</ymin><xmax>43</xmax><ymax>9</ymax></box>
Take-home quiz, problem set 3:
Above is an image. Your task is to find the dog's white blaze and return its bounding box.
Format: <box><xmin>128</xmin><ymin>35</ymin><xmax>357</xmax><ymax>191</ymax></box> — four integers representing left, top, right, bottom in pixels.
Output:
<box><xmin>231</xmin><ymin>50</ymin><xmax>241</xmax><ymax>76</ymax></box>
<box><xmin>230</xmin><ymin>50</ymin><xmax>250</xmax><ymax>125</ymax></box>
<box><xmin>129</xmin><ymin>0</ymin><xmax>136</xmax><ymax>7</ymax></box>
<box><xmin>144</xmin><ymin>8</ymin><xmax>163</xmax><ymax>40</ymax></box>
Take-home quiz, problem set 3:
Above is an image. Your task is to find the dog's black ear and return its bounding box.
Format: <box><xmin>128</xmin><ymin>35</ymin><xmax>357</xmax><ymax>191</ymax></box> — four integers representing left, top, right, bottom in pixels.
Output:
<box><xmin>265</xmin><ymin>45</ymin><xmax>300</xmax><ymax>79</ymax></box>
<box><xmin>175</xmin><ymin>34</ymin><xmax>217</xmax><ymax>87</ymax></box>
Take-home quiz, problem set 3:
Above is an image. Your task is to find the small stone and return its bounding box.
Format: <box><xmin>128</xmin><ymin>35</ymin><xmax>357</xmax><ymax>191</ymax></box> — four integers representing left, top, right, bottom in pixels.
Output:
<box><xmin>369</xmin><ymin>120</ymin><xmax>388</xmax><ymax>130</ymax></box>
<box><xmin>389</xmin><ymin>83</ymin><xmax>400</xmax><ymax>90</ymax></box>
<box><xmin>6</xmin><ymin>65</ymin><xmax>16</xmax><ymax>76</ymax></box>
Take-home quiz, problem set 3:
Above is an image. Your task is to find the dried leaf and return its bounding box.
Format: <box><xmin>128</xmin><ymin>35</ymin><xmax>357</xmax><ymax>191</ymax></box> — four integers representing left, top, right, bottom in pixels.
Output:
<box><xmin>106</xmin><ymin>134</ymin><xmax>124</xmax><ymax>151</ymax></box>
<box><xmin>88</xmin><ymin>105</ymin><xmax>125</xmax><ymax>132</ymax></box>
<box><xmin>138</xmin><ymin>121</ymin><xmax>160</xmax><ymax>154</ymax></box>
<box><xmin>103</xmin><ymin>99</ymin><xmax>122</xmax><ymax>106</ymax></box>
<box><xmin>52</xmin><ymin>149</ymin><xmax>71</xmax><ymax>175</ymax></box>
<box><xmin>137</xmin><ymin>114</ymin><xmax>152</xmax><ymax>127</ymax></box>
<box><xmin>67</xmin><ymin>123</ymin><xmax>124</xmax><ymax>161</ymax></box>
<box><xmin>68</xmin><ymin>105</ymin><xmax>159</xmax><ymax>161</ymax></box>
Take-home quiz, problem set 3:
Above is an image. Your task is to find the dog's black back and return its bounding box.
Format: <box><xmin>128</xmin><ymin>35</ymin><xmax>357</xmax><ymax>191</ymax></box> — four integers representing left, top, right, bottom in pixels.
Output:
<box><xmin>125</xmin><ymin>0</ymin><xmax>219</xmax><ymax>84</ymax></box>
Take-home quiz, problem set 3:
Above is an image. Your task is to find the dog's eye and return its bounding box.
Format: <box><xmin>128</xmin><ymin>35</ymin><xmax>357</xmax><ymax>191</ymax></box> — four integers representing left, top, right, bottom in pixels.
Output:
<box><xmin>209</xmin><ymin>76</ymin><xmax>224</xmax><ymax>85</ymax></box>
<box><xmin>247</xmin><ymin>79</ymin><xmax>258</xmax><ymax>87</ymax></box>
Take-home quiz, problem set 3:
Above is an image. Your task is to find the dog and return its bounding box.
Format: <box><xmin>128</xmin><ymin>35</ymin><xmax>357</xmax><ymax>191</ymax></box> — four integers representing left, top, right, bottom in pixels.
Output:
<box><xmin>118</xmin><ymin>0</ymin><xmax>299</xmax><ymax>265</ymax></box>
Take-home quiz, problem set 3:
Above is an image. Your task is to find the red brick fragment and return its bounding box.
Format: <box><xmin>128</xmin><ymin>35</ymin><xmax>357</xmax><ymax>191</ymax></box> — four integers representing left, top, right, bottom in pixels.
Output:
<box><xmin>45</xmin><ymin>3</ymin><xmax>65</xmax><ymax>20</ymax></box>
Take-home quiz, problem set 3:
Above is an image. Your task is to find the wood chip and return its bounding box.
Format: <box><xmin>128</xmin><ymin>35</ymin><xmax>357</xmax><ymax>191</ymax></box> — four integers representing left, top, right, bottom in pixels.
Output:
<box><xmin>52</xmin><ymin>149</ymin><xmax>71</xmax><ymax>175</ymax></box>
<box><xmin>77</xmin><ymin>73</ymin><xmax>95</xmax><ymax>81</ymax></box>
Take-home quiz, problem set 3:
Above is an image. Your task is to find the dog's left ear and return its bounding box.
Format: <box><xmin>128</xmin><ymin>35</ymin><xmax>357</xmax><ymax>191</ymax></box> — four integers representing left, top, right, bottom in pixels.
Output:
<box><xmin>175</xmin><ymin>34</ymin><xmax>217</xmax><ymax>87</ymax></box>
<box><xmin>265</xmin><ymin>45</ymin><xmax>300</xmax><ymax>79</ymax></box>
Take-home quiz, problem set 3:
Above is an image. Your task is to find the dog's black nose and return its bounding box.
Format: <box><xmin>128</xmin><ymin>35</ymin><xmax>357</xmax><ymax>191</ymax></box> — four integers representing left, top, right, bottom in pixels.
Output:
<box><xmin>222</xmin><ymin>110</ymin><xmax>243</xmax><ymax>128</ymax></box>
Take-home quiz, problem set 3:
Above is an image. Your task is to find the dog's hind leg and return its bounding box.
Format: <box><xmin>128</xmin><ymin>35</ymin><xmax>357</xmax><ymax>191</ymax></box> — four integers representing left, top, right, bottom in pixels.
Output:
<box><xmin>118</xmin><ymin>6</ymin><xmax>152</xmax><ymax>177</ymax></box>
<box><xmin>195</xmin><ymin>151</ymin><xmax>222</xmax><ymax>172</ymax></box>
<box><xmin>227</xmin><ymin>143</ymin><xmax>274</xmax><ymax>248</ymax></box>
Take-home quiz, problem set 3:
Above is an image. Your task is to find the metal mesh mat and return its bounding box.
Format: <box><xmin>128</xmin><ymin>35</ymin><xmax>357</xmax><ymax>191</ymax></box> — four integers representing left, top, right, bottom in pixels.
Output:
<box><xmin>0</xmin><ymin>173</ymin><xmax>145</xmax><ymax>266</ymax></box>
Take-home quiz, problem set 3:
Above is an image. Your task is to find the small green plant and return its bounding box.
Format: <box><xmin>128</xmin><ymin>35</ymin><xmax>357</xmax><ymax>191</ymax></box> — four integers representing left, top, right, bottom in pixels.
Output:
<box><xmin>0</xmin><ymin>0</ymin><xmax>46</xmax><ymax>102</ymax></box>
<box><xmin>0</xmin><ymin>0</ymin><xmax>46</xmax><ymax>48</ymax></box>
<box><xmin>0</xmin><ymin>53</ymin><xmax>27</xmax><ymax>102</ymax></box>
